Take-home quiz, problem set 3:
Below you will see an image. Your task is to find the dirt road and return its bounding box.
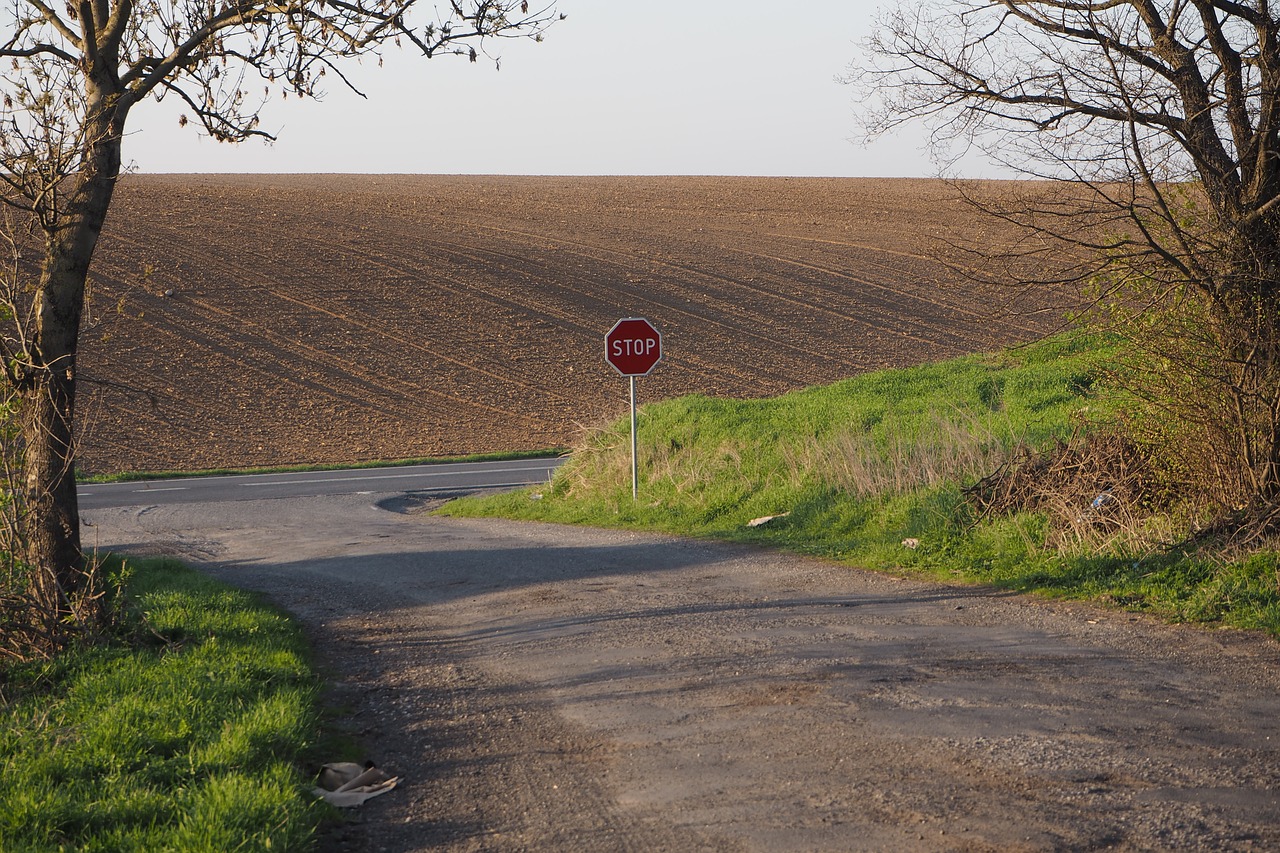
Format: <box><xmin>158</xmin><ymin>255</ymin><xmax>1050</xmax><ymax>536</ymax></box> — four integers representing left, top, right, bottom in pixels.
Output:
<box><xmin>86</xmin><ymin>493</ymin><xmax>1280</xmax><ymax>851</ymax></box>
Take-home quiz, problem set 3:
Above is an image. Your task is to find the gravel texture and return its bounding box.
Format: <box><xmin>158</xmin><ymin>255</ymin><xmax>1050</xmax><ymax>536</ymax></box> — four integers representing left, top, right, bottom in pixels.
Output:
<box><xmin>86</xmin><ymin>492</ymin><xmax>1280</xmax><ymax>852</ymax></box>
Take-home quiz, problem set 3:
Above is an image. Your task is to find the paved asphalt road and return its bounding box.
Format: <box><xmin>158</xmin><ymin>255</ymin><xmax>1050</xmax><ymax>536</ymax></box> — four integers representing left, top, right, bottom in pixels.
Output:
<box><xmin>76</xmin><ymin>457</ymin><xmax>565</xmax><ymax>510</ymax></box>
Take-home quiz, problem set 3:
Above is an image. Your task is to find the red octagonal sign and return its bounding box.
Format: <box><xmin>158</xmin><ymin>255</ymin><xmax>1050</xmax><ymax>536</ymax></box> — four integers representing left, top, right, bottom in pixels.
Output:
<box><xmin>605</xmin><ymin>317</ymin><xmax>662</xmax><ymax>376</ymax></box>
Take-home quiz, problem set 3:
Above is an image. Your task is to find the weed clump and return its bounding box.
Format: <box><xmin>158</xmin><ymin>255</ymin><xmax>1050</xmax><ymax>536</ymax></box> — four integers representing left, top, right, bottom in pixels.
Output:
<box><xmin>963</xmin><ymin>429</ymin><xmax>1163</xmax><ymax>549</ymax></box>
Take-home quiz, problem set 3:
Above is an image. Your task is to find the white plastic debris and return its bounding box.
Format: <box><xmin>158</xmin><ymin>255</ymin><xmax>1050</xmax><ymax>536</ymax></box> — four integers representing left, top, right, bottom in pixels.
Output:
<box><xmin>313</xmin><ymin>761</ymin><xmax>400</xmax><ymax>808</ymax></box>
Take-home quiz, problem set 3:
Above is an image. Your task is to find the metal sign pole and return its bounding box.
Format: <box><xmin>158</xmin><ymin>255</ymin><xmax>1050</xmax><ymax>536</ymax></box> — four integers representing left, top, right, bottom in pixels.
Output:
<box><xmin>630</xmin><ymin>374</ymin><xmax>638</xmax><ymax>499</ymax></box>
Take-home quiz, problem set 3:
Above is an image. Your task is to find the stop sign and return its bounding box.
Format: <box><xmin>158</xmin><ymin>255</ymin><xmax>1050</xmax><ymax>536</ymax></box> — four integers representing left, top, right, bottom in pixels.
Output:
<box><xmin>605</xmin><ymin>317</ymin><xmax>662</xmax><ymax>376</ymax></box>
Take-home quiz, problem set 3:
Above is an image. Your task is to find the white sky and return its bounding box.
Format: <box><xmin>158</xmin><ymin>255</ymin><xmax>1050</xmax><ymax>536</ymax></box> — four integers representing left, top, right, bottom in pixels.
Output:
<box><xmin>126</xmin><ymin>1</ymin><xmax>987</xmax><ymax>177</ymax></box>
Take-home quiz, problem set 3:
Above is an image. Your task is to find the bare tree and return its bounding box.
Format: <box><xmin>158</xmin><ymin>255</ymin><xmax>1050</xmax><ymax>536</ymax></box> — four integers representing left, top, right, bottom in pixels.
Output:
<box><xmin>0</xmin><ymin>0</ymin><xmax>559</xmax><ymax>656</ymax></box>
<box><xmin>857</xmin><ymin>0</ymin><xmax>1280</xmax><ymax>531</ymax></box>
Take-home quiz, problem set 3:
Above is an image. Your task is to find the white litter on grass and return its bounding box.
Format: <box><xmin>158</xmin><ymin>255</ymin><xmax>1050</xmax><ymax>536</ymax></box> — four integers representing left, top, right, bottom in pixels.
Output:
<box><xmin>313</xmin><ymin>762</ymin><xmax>400</xmax><ymax>808</ymax></box>
<box><xmin>901</xmin><ymin>538</ymin><xmax>920</xmax><ymax>549</ymax></box>
<box><xmin>747</xmin><ymin>512</ymin><xmax>790</xmax><ymax>528</ymax></box>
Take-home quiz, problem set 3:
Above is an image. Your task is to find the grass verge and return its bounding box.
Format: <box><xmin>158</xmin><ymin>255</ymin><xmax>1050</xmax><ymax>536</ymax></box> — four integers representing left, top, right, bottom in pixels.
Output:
<box><xmin>0</xmin><ymin>557</ymin><xmax>327</xmax><ymax>852</ymax></box>
<box><xmin>442</xmin><ymin>332</ymin><xmax>1280</xmax><ymax>636</ymax></box>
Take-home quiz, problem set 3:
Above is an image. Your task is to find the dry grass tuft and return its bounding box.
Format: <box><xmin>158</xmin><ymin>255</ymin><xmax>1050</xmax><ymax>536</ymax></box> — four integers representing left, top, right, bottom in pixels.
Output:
<box><xmin>782</xmin><ymin>412</ymin><xmax>1012</xmax><ymax>499</ymax></box>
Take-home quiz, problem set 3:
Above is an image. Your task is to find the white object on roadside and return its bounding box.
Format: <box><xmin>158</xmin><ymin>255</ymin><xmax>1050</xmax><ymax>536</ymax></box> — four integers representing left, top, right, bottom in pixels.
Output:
<box><xmin>313</xmin><ymin>761</ymin><xmax>400</xmax><ymax>808</ymax></box>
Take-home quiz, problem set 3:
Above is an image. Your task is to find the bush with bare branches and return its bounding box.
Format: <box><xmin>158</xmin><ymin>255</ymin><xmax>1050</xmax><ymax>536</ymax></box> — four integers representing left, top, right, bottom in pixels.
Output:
<box><xmin>857</xmin><ymin>0</ymin><xmax>1280</xmax><ymax>543</ymax></box>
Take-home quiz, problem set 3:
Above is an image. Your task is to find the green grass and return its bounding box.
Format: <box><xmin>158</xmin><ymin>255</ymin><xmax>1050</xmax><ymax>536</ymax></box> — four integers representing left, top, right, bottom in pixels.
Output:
<box><xmin>442</xmin><ymin>331</ymin><xmax>1280</xmax><ymax>636</ymax></box>
<box><xmin>77</xmin><ymin>447</ymin><xmax>567</xmax><ymax>484</ymax></box>
<box><xmin>0</xmin><ymin>558</ymin><xmax>327</xmax><ymax>851</ymax></box>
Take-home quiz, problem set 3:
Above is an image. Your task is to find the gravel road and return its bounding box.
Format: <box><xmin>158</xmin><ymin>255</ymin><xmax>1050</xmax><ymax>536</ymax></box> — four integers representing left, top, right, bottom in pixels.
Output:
<box><xmin>85</xmin><ymin>492</ymin><xmax>1280</xmax><ymax>852</ymax></box>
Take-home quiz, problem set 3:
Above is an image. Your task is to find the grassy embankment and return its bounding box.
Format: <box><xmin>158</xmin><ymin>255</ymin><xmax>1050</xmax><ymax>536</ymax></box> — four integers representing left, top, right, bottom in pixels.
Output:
<box><xmin>444</xmin><ymin>332</ymin><xmax>1280</xmax><ymax>635</ymax></box>
<box><xmin>0</xmin><ymin>558</ymin><xmax>328</xmax><ymax>851</ymax></box>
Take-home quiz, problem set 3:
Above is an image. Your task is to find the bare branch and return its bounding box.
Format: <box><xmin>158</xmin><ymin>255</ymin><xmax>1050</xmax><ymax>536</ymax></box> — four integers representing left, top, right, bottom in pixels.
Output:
<box><xmin>857</xmin><ymin>0</ymin><xmax>1280</xmax><ymax>518</ymax></box>
<box><xmin>0</xmin><ymin>43</ymin><xmax>79</xmax><ymax>63</ymax></box>
<box><xmin>19</xmin><ymin>0</ymin><xmax>83</xmax><ymax>49</ymax></box>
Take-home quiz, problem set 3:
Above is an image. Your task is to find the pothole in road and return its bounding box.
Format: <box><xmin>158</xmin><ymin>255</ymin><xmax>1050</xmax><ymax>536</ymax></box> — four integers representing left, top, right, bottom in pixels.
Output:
<box><xmin>375</xmin><ymin>491</ymin><xmax>474</xmax><ymax>515</ymax></box>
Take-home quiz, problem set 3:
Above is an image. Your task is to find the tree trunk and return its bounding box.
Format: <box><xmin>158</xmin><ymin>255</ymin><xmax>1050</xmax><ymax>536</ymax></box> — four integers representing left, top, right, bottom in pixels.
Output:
<box><xmin>18</xmin><ymin>132</ymin><xmax>121</xmax><ymax>623</ymax></box>
<box><xmin>1220</xmin><ymin>267</ymin><xmax>1280</xmax><ymax>507</ymax></box>
<box><xmin>20</xmin><ymin>364</ymin><xmax>82</xmax><ymax>614</ymax></box>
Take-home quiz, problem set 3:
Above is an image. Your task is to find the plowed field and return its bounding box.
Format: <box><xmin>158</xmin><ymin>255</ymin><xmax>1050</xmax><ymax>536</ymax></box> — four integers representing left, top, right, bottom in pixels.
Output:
<box><xmin>78</xmin><ymin>175</ymin><xmax>1070</xmax><ymax>475</ymax></box>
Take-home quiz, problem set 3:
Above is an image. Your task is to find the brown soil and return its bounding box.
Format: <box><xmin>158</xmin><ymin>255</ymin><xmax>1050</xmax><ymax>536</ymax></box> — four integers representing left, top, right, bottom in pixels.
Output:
<box><xmin>78</xmin><ymin>175</ymin><xmax>1070</xmax><ymax>475</ymax></box>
